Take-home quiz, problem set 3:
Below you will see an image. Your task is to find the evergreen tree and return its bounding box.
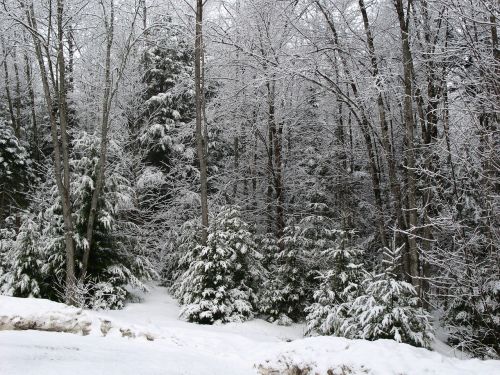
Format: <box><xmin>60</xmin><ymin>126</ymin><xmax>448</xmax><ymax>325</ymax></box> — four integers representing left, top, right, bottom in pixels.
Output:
<box><xmin>163</xmin><ymin>218</ymin><xmax>202</xmax><ymax>287</ymax></box>
<box><xmin>139</xmin><ymin>16</ymin><xmax>195</xmax><ymax>171</ymax></box>
<box><xmin>176</xmin><ymin>206</ymin><xmax>260</xmax><ymax>324</ymax></box>
<box><xmin>70</xmin><ymin>132</ymin><xmax>157</xmax><ymax>308</ymax></box>
<box><xmin>131</xmin><ymin>16</ymin><xmax>203</xmax><ymax>271</ymax></box>
<box><xmin>38</xmin><ymin>182</ymin><xmax>67</xmax><ymax>301</ymax></box>
<box><xmin>305</xmin><ymin>229</ymin><xmax>365</xmax><ymax>335</ymax></box>
<box><xmin>2</xmin><ymin>132</ymin><xmax>157</xmax><ymax>308</ymax></box>
<box><xmin>0</xmin><ymin>122</ymin><xmax>34</xmax><ymax>225</ymax></box>
<box><xmin>445</xmin><ymin>272</ymin><xmax>499</xmax><ymax>359</ymax></box>
<box><xmin>350</xmin><ymin>242</ymin><xmax>434</xmax><ymax>348</ymax></box>
<box><xmin>0</xmin><ymin>220</ymin><xmax>16</xmax><ymax>277</ymax></box>
<box><xmin>437</xmin><ymin>157</ymin><xmax>500</xmax><ymax>359</ymax></box>
<box><xmin>260</xmin><ymin>225</ymin><xmax>310</xmax><ymax>323</ymax></box>
<box><xmin>0</xmin><ymin>216</ymin><xmax>42</xmax><ymax>297</ymax></box>
<box><xmin>261</xmin><ymin>209</ymin><xmax>355</xmax><ymax>324</ymax></box>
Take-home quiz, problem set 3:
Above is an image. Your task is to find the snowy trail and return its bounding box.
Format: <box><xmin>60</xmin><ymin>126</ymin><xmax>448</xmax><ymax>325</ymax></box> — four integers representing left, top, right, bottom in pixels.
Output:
<box><xmin>1</xmin><ymin>287</ymin><xmax>499</xmax><ymax>375</ymax></box>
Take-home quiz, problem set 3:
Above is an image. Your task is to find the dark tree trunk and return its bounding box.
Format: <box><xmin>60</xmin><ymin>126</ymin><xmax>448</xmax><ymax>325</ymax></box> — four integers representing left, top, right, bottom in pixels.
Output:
<box><xmin>195</xmin><ymin>0</ymin><xmax>209</xmax><ymax>244</ymax></box>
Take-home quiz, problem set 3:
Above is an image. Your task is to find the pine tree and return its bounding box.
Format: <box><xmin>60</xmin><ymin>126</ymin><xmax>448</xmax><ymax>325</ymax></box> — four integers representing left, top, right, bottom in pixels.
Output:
<box><xmin>130</xmin><ymin>16</ymin><xmax>203</xmax><ymax>269</ymax></box>
<box><xmin>4</xmin><ymin>132</ymin><xmax>157</xmax><ymax>308</ymax></box>
<box><xmin>176</xmin><ymin>206</ymin><xmax>260</xmax><ymax>324</ymax></box>
<box><xmin>0</xmin><ymin>122</ymin><xmax>34</xmax><ymax>224</ymax></box>
<box><xmin>38</xmin><ymin>182</ymin><xmax>68</xmax><ymax>301</ymax></box>
<box><xmin>260</xmin><ymin>209</ymin><xmax>355</xmax><ymax>324</ymax></box>
<box><xmin>0</xmin><ymin>216</ymin><xmax>43</xmax><ymax>297</ymax></box>
<box><xmin>444</xmin><ymin>239</ymin><xmax>499</xmax><ymax>359</ymax></box>
<box><xmin>70</xmin><ymin>131</ymin><xmax>156</xmax><ymax>309</ymax></box>
<box><xmin>350</xmin><ymin>241</ymin><xmax>434</xmax><ymax>348</ymax></box>
<box><xmin>260</xmin><ymin>225</ymin><xmax>310</xmax><ymax>323</ymax></box>
<box><xmin>0</xmin><ymin>223</ymin><xmax>16</xmax><ymax>278</ymax></box>
<box><xmin>438</xmin><ymin>158</ymin><xmax>500</xmax><ymax>359</ymax></box>
<box><xmin>445</xmin><ymin>274</ymin><xmax>499</xmax><ymax>359</ymax></box>
<box><xmin>163</xmin><ymin>218</ymin><xmax>202</xmax><ymax>287</ymax></box>
<box><xmin>305</xmin><ymin>229</ymin><xmax>365</xmax><ymax>335</ymax></box>
<box><xmin>139</xmin><ymin>16</ymin><xmax>195</xmax><ymax>171</ymax></box>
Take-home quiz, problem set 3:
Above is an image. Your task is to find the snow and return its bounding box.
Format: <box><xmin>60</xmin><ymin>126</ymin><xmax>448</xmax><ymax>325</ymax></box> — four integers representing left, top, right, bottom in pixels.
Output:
<box><xmin>257</xmin><ymin>337</ymin><xmax>500</xmax><ymax>375</ymax></box>
<box><xmin>1</xmin><ymin>286</ymin><xmax>499</xmax><ymax>375</ymax></box>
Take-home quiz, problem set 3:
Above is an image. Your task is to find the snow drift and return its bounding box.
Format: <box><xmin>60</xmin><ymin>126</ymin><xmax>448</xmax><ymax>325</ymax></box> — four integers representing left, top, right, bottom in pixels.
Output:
<box><xmin>256</xmin><ymin>336</ymin><xmax>500</xmax><ymax>374</ymax></box>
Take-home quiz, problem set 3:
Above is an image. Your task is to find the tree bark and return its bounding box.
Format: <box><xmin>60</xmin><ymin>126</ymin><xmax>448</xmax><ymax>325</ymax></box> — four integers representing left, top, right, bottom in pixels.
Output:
<box><xmin>1</xmin><ymin>38</ymin><xmax>17</xmax><ymax>137</ymax></box>
<box><xmin>233</xmin><ymin>136</ymin><xmax>239</xmax><ymax>199</ymax></box>
<box><xmin>266</xmin><ymin>80</ymin><xmax>275</xmax><ymax>234</ymax></box>
<box><xmin>23</xmin><ymin>33</ymin><xmax>39</xmax><ymax>162</ymax></box>
<box><xmin>12</xmin><ymin>45</ymin><xmax>22</xmax><ymax>139</ymax></box>
<box><xmin>56</xmin><ymin>0</ymin><xmax>77</xmax><ymax>303</ymax></box>
<box><xmin>81</xmin><ymin>0</ymin><xmax>115</xmax><ymax>279</ymax></box>
<box><xmin>195</xmin><ymin>0</ymin><xmax>209</xmax><ymax>244</ymax></box>
<box><xmin>394</xmin><ymin>0</ymin><xmax>420</xmax><ymax>289</ymax></box>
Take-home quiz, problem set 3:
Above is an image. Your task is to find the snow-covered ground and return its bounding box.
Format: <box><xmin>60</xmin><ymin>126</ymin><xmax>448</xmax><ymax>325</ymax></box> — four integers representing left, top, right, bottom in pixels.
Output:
<box><xmin>1</xmin><ymin>287</ymin><xmax>499</xmax><ymax>375</ymax></box>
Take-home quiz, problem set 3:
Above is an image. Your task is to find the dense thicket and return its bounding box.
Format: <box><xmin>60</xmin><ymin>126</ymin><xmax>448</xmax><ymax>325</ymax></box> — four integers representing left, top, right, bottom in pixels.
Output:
<box><xmin>0</xmin><ymin>0</ymin><xmax>497</xmax><ymax>358</ymax></box>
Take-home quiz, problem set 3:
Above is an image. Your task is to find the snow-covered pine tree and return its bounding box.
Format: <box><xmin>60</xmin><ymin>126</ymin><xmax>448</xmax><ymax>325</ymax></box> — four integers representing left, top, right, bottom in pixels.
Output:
<box><xmin>38</xmin><ymin>181</ymin><xmax>68</xmax><ymax>301</ymax></box>
<box><xmin>70</xmin><ymin>131</ymin><xmax>156</xmax><ymax>309</ymax></box>
<box><xmin>6</xmin><ymin>132</ymin><xmax>157</xmax><ymax>308</ymax></box>
<box><xmin>437</xmin><ymin>157</ymin><xmax>500</xmax><ymax>359</ymax></box>
<box><xmin>177</xmin><ymin>206</ymin><xmax>260</xmax><ymax>324</ymax></box>
<box><xmin>350</xmin><ymin>240</ymin><xmax>434</xmax><ymax>348</ymax></box>
<box><xmin>444</xmin><ymin>231</ymin><xmax>499</xmax><ymax>359</ymax></box>
<box><xmin>0</xmin><ymin>221</ymin><xmax>16</xmax><ymax>280</ymax></box>
<box><xmin>259</xmin><ymin>225</ymin><xmax>310</xmax><ymax>324</ymax></box>
<box><xmin>164</xmin><ymin>218</ymin><xmax>202</xmax><ymax>288</ymax></box>
<box><xmin>305</xmin><ymin>229</ymin><xmax>365</xmax><ymax>336</ymax></box>
<box><xmin>0</xmin><ymin>216</ymin><xmax>43</xmax><ymax>297</ymax></box>
<box><xmin>0</xmin><ymin>122</ymin><xmax>34</xmax><ymax>224</ymax></box>
<box><xmin>445</xmin><ymin>271</ymin><xmax>499</xmax><ymax>359</ymax></box>
<box><xmin>254</xmin><ymin>232</ymin><xmax>280</xmax><ymax>271</ymax></box>
<box><xmin>0</xmin><ymin>177</ymin><xmax>60</xmax><ymax>300</ymax></box>
<box><xmin>260</xmin><ymin>207</ymin><xmax>351</xmax><ymax>324</ymax></box>
<box><xmin>298</xmin><ymin>205</ymin><xmax>342</xmax><ymax>293</ymax></box>
<box><xmin>138</xmin><ymin>15</ymin><xmax>195</xmax><ymax>174</ymax></box>
<box><xmin>129</xmin><ymin>15</ymin><xmax>203</xmax><ymax>272</ymax></box>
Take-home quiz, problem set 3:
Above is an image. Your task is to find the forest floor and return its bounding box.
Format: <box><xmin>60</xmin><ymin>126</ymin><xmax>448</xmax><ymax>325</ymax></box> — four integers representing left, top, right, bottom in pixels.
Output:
<box><xmin>1</xmin><ymin>286</ymin><xmax>499</xmax><ymax>375</ymax></box>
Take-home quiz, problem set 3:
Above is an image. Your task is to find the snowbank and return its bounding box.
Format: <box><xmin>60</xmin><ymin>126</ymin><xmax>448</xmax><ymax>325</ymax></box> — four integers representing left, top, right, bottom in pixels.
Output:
<box><xmin>256</xmin><ymin>336</ymin><xmax>500</xmax><ymax>374</ymax></box>
<box><xmin>0</xmin><ymin>296</ymin><xmax>93</xmax><ymax>335</ymax></box>
<box><xmin>0</xmin><ymin>295</ymin><xmax>155</xmax><ymax>340</ymax></box>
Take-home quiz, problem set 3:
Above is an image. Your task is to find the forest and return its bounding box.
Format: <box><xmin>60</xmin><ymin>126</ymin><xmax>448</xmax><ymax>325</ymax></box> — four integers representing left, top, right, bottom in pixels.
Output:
<box><xmin>0</xmin><ymin>0</ymin><xmax>498</xmax><ymax>363</ymax></box>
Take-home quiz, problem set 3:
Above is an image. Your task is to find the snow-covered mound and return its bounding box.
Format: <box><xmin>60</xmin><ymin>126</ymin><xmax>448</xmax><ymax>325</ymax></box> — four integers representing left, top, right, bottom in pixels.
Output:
<box><xmin>0</xmin><ymin>296</ymin><xmax>93</xmax><ymax>335</ymax></box>
<box><xmin>1</xmin><ymin>288</ymin><xmax>499</xmax><ymax>375</ymax></box>
<box><xmin>0</xmin><ymin>295</ymin><xmax>156</xmax><ymax>340</ymax></box>
<box><xmin>257</xmin><ymin>336</ymin><xmax>500</xmax><ymax>375</ymax></box>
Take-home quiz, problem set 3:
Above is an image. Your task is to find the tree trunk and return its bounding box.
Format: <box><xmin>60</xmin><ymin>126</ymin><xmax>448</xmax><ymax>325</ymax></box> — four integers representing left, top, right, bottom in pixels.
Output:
<box><xmin>22</xmin><ymin>0</ymin><xmax>77</xmax><ymax>304</ymax></box>
<box><xmin>195</xmin><ymin>0</ymin><xmax>209</xmax><ymax>244</ymax></box>
<box><xmin>233</xmin><ymin>136</ymin><xmax>239</xmax><ymax>200</ymax></box>
<box><xmin>273</xmin><ymin>118</ymin><xmax>285</xmax><ymax>243</ymax></box>
<box><xmin>1</xmin><ymin>38</ymin><xmax>17</xmax><ymax>137</ymax></box>
<box><xmin>12</xmin><ymin>45</ymin><xmax>22</xmax><ymax>139</ymax></box>
<box><xmin>81</xmin><ymin>0</ymin><xmax>115</xmax><ymax>279</ymax></box>
<box><xmin>23</xmin><ymin>31</ymin><xmax>40</xmax><ymax>163</ymax></box>
<box><xmin>394</xmin><ymin>0</ymin><xmax>420</xmax><ymax>289</ymax></box>
<box><xmin>56</xmin><ymin>0</ymin><xmax>77</xmax><ymax>303</ymax></box>
<box><xmin>266</xmin><ymin>80</ymin><xmax>275</xmax><ymax>234</ymax></box>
